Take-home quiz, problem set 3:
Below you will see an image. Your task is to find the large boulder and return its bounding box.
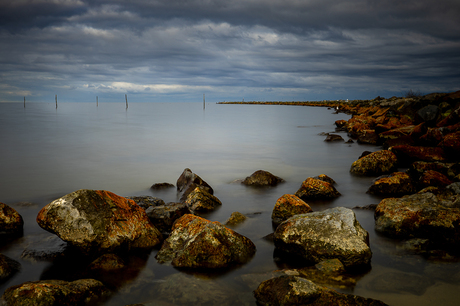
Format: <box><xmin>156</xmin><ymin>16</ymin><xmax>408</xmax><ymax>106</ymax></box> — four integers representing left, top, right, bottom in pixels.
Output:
<box><xmin>274</xmin><ymin>207</ymin><xmax>372</xmax><ymax>268</ymax></box>
<box><xmin>176</xmin><ymin>168</ymin><xmax>213</xmax><ymax>202</ymax></box>
<box><xmin>272</xmin><ymin>194</ymin><xmax>312</xmax><ymax>226</ymax></box>
<box><xmin>374</xmin><ymin>190</ymin><xmax>460</xmax><ymax>251</ymax></box>
<box><xmin>184</xmin><ymin>187</ymin><xmax>222</xmax><ymax>213</ymax></box>
<box><xmin>145</xmin><ymin>202</ymin><xmax>190</xmax><ymax>234</ymax></box>
<box><xmin>36</xmin><ymin>189</ymin><xmax>163</xmax><ymax>255</ymax></box>
<box><xmin>295</xmin><ymin>177</ymin><xmax>340</xmax><ymax>200</ymax></box>
<box><xmin>1</xmin><ymin>279</ymin><xmax>110</xmax><ymax>306</ymax></box>
<box><xmin>156</xmin><ymin>214</ymin><xmax>256</xmax><ymax>268</ymax></box>
<box><xmin>253</xmin><ymin>275</ymin><xmax>388</xmax><ymax>306</ymax></box>
<box><xmin>242</xmin><ymin>170</ymin><xmax>285</xmax><ymax>187</ymax></box>
<box><xmin>367</xmin><ymin>172</ymin><xmax>416</xmax><ymax>196</ymax></box>
<box><xmin>0</xmin><ymin>202</ymin><xmax>24</xmax><ymax>238</ymax></box>
<box><xmin>350</xmin><ymin>150</ymin><xmax>398</xmax><ymax>176</ymax></box>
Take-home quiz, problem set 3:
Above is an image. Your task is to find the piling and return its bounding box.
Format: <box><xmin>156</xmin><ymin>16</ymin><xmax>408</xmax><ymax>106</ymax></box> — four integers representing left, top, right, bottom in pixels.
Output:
<box><xmin>125</xmin><ymin>94</ymin><xmax>128</xmax><ymax>109</ymax></box>
<box><xmin>24</xmin><ymin>97</ymin><xmax>25</xmax><ymax>108</ymax></box>
<box><xmin>203</xmin><ymin>94</ymin><xmax>205</xmax><ymax>109</ymax></box>
<box><xmin>55</xmin><ymin>95</ymin><xmax>58</xmax><ymax>109</ymax></box>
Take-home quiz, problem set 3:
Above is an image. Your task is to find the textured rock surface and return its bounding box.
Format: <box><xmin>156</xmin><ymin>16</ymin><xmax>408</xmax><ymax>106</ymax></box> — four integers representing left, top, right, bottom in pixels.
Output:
<box><xmin>350</xmin><ymin>150</ymin><xmax>398</xmax><ymax>176</ymax></box>
<box><xmin>242</xmin><ymin>170</ymin><xmax>285</xmax><ymax>186</ymax></box>
<box><xmin>156</xmin><ymin>214</ymin><xmax>256</xmax><ymax>268</ymax></box>
<box><xmin>274</xmin><ymin>207</ymin><xmax>371</xmax><ymax>268</ymax></box>
<box><xmin>176</xmin><ymin>168</ymin><xmax>213</xmax><ymax>202</ymax></box>
<box><xmin>295</xmin><ymin>177</ymin><xmax>340</xmax><ymax>200</ymax></box>
<box><xmin>125</xmin><ymin>196</ymin><xmax>165</xmax><ymax>209</ymax></box>
<box><xmin>37</xmin><ymin>189</ymin><xmax>163</xmax><ymax>255</ymax></box>
<box><xmin>367</xmin><ymin>172</ymin><xmax>416</xmax><ymax>196</ymax></box>
<box><xmin>225</xmin><ymin>211</ymin><xmax>247</xmax><ymax>226</ymax></box>
<box><xmin>1</xmin><ymin>279</ymin><xmax>110</xmax><ymax>306</ymax></box>
<box><xmin>145</xmin><ymin>202</ymin><xmax>190</xmax><ymax>234</ymax></box>
<box><xmin>390</xmin><ymin>145</ymin><xmax>447</xmax><ymax>165</ymax></box>
<box><xmin>0</xmin><ymin>202</ymin><xmax>23</xmax><ymax>237</ymax></box>
<box><xmin>0</xmin><ymin>253</ymin><xmax>20</xmax><ymax>282</ymax></box>
<box><xmin>183</xmin><ymin>187</ymin><xmax>222</xmax><ymax>213</ymax></box>
<box><xmin>272</xmin><ymin>194</ymin><xmax>312</xmax><ymax>226</ymax></box>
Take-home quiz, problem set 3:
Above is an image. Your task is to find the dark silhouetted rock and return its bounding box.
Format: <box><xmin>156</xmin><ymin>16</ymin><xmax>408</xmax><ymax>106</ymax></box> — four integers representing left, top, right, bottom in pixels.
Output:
<box><xmin>350</xmin><ymin>150</ymin><xmax>398</xmax><ymax>176</ymax></box>
<box><xmin>0</xmin><ymin>253</ymin><xmax>20</xmax><ymax>282</ymax></box>
<box><xmin>390</xmin><ymin>145</ymin><xmax>447</xmax><ymax>166</ymax></box>
<box><xmin>176</xmin><ymin>168</ymin><xmax>213</xmax><ymax>202</ymax></box>
<box><xmin>242</xmin><ymin>170</ymin><xmax>285</xmax><ymax>187</ymax></box>
<box><xmin>145</xmin><ymin>202</ymin><xmax>190</xmax><ymax>234</ymax></box>
<box><xmin>0</xmin><ymin>202</ymin><xmax>23</xmax><ymax>239</ymax></box>
<box><xmin>150</xmin><ymin>182</ymin><xmax>175</xmax><ymax>190</ymax></box>
<box><xmin>295</xmin><ymin>177</ymin><xmax>340</xmax><ymax>200</ymax></box>
<box><xmin>416</xmin><ymin>104</ymin><xmax>440</xmax><ymax>124</ymax></box>
<box><xmin>419</xmin><ymin>170</ymin><xmax>453</xmax><ymax>188</ymax></box>
<box><xmin>37</xmin><ymin>189</ymin><xmax>163</xmax><ymax>255</ymax></box>
<box><xmin>272</xmin><ymin>194</ymin><xmax>312</xmax><ymax>226</ymax></box>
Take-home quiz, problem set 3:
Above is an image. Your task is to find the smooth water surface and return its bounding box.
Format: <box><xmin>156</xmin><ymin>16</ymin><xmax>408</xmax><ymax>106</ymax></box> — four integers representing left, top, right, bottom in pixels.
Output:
<box><xmin>0</xmin><ymin>102</ymin><xmax>459</xmax><ymax>305</ymax></box>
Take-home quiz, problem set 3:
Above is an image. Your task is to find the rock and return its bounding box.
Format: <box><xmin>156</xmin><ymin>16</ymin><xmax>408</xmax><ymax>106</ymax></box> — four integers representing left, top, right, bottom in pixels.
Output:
<box><xmin>335</xmin><ymin>119</ymin><xmax>348</xmax><ymax>130</ymax></box>
<box><xmin>242</xmin><ymin>170</ymin><xmax>285</xmax><ymax>187</ymax></box>
<box><xmin>184</xmin><ymin>187</ymin><xmax>222</xmax><ymax>213</ymax></box>
<box><xmin>389</xmin><ymin>145</ymin><xmax>447</xmax><ymax>166</ymax></box>
<box><xmin>439</xmin><ymin>131</ymin><xmax>460</xmax><ymax>160</ymax></box>
<box><xmin>21</xmin><ymin>235</ymin><xmax>68</xmax><ymax>262</ymax></box>
<box><xmin>1</xmin><ymin>279</ymin><xmax>110</xmax><ymax>306</ymax></box>
<box><xmin>374</xmin><ymin>192</ymin><xmax>460</xmax><ymax>250</ymax></box>
<box><xmin>324</xmin><ymin>134</ymin><xmax>344</xmax><ymax>142</ymax></box>
<box><xmin>419</xmin><ymin>170</ymin><xmax>453</xmax><ymax>188</ymax></box>
<box><xmin>254</xmin><ymin>275</ymin><xmax>388</xmax><ymax>306</ymax></box>
<box><xmin>0</xmin><ymin>253</ymin><xmax>20</xmax><ymax>282</ymax></box>
<box><xmin>367</xmin><ymin>172</ymin><xmax>416</xmax><ymax>196</ymax></box>
<box><xmin>350</xmin><ymin>150</ymin><xmax>398</xmax><ymax>176</ymax></box>
<box><xmin>36</xmin><ymin>189</ymin><xmax>163</xmax><ymax>255</ymax></box>
<box><xmin>408</xmin><ymin>161</ymin><xmax>454</xmax><ymax>178</ymax></box>
<box><xmin>0</xmin><ymin>202</ymin><xmax>24</xmax><ymax>238</ymax></box>
<box><xmin>156</xmin><ymin>214</ymin><xmax>256</xmax><ymax>268</ymax></box>
<box><xmin>225</xmin><ymin>211</ymin><xmax>247</xmax><ymax>226</ymax></box>
<box><xmin>357</xmin><ymin>130</ymin><xmax>379</xmax><ymax>145</ymax></box>
<box><xmin>295</xmin><ymin>177</ymin><xmax>340</xmax><ymax>200</ymax></box>
<box><xmin>145</xmin><ymin>202</ymin><xmax>190</xmax><ymax>234</ymax></box>
<box><xmin>314</xmin><ymin>259</ymin><xmax>346</xmax><ymax>274</ymax></box>
<box><xmin>150</xmin><ymin>182</ymin><xmax>175</xmax><ymax>190</ymax></box>
<box><xmin>274</xmin><ymin>207</ymin><xmax>372</xmax><ymax>268</ymax></box>
<box><xmin>366</xmin><ymin>272</ymin><xmax>434</xmax><ymax>296</ymax></box>
<box><xmin>271</xmin><ymin>194</ymin><xmax>312</xmax><ymax>226</ymax></box>
<box><xmin>379</xmin><ymin>125</ymin><xmax>416</xmax><ymax>142</ymax></box>
<box><xmin>416</xmin><ymin>104</ymin><xmax>440</xmax><ymax>124</ymax></box>
<box><xmin>125</xmin><ymin>196</ymin><xmax>165</xmax><ymax>209</ymax></box>
<box><xmin>314</xmin><ymin>174</ymin><xmax>336</xmax><ymax>184</ymax></box>
<box><xmin>87</xmin><ymin>253</ymin><xmax>125</xmax><ymax>272</ymax></box>
<box><xmin>176</xmin><ymin>168</ymin><xmax>213</xmax><ymax>202</ymax></box>
<box><xmin>419</xmin><ymin>127</ymin><xmax>449</xmax><ymax>146</ymax></box>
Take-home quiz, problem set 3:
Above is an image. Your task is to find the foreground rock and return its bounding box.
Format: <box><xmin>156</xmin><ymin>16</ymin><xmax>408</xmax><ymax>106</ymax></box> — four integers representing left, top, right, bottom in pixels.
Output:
<box><xmin>156</xmin><ymin>214</ymin><xmax>256</xmax><ymax>268</ymax></box>
<box><xmin>242</xmin><ymin>170</ymin><xmax>285</xmax><ymax>187</ymax></box>
<box><xmin>1</xmin><ymin>279</ymin><xmax>110</xmax><ymax>306</ymax></box>
<box><xmin>254</xmin><ymin>275</ymin><xmax>388</xmax><ymax>306</ymax></box>
<box><xmin>272</xmin><ymin>194</ymin><xmax>312</xmax><ymax>226</ymax></box>
<box><xmin>374</xmin><ymin>187</ymin><xmax>460</xmax><ymax>251</ymax></box>
<box><xmin>295</xmin><ymin>177</ymin><xmax>340</xmax><ymax>200</ymax></box>
<box><xmin>184</xmin><ymin>187</ymin><xmax>222</xmax><ymax>213</ymax></box>
<box><xmin>125</xmin><ymin>196</ymin><xmax>165</xmax><ymax>209</ymax></box>
<box><xmin>37</xmin><ymin>189</ymin><xmax>163</xmax><ymax>255</ymax></box>
<box><xmin>274</xmin><ymin>207</ymin><xmax>371</xmax><ymax>268</ymax></box>
<box><xmin>350</xmin><ymin>150</ymin><xmax>398</xmax><ymax>176</ymax></box>
<box><xmin>176</xmin><ymin>168</ymin><xmax>213</xmax><ymax>202</ymax></box>
<box><xmin>367</xmin><ymin>172</ymin><xmax>416</xmax><ymax>196</ymax></box>
<box><xmin>0</xmin><ymin>253</ymin><xmax>20</xmax><ymax>282</ymax></box>
<box><xmin>0</xmin><ymin>202</ymin><xmax>24</xmax><ymax>238</ymax></box>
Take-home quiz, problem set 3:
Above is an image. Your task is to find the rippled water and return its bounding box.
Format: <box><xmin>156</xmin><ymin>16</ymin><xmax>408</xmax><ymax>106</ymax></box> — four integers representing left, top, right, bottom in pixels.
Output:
<box><xmin>0</xmin><ymin>102</ymin><xmax>459</xmax><ymax>305</ymax></box>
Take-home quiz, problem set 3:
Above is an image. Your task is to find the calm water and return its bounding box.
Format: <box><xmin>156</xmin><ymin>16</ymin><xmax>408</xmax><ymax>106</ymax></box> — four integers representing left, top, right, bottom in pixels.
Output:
<box><xmin>0</xmin><ymin>102</ymin><xmax>459</xmax><ymax>305</ymax></box>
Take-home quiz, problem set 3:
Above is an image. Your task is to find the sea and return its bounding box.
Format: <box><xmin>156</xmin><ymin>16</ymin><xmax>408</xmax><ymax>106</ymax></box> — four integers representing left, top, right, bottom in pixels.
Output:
<box><xmin>0</xmin><ymin>102</ymin><xmax>459</xmax><ymax>305</ymax></box>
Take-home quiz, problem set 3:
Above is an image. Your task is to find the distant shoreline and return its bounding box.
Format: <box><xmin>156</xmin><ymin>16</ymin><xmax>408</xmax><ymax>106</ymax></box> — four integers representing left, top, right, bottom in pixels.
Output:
<box><xmin>216</xmin><ymin>100</ymin><xmax>354</xmax><ymax>107</ymax></box>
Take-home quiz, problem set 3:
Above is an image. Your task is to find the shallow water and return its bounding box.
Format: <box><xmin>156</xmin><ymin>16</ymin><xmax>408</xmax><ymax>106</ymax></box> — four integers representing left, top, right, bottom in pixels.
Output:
<box><xmin>0</xmin><ymin>102</ymin><xmax>459</xmax><ymax>305</ymax></box>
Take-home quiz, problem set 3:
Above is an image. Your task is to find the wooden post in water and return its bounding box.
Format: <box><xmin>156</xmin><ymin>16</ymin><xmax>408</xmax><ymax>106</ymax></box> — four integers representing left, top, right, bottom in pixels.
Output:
<box><xmin>55</xmin><ymin>95</ymin><xmax>58</xmax><ymax>109</ymax></box>
<box><xmin>96</xmin><ymin>96</ymin><xmax>98</xmax><ymax>107</ymax></box>
<box><xmin>203</xmin><ymin>93</ymin><xmax>205</xmax><ymax>109</ymax></box>
<box><xmin>24</xmin><ymin>97</ymin><xmax>25</xmax><ymax>108</ymax></box>
<box><xmin>125</xmin><ymin>94</ymin><xmax>128</xmax><ymax>109</ymax></box>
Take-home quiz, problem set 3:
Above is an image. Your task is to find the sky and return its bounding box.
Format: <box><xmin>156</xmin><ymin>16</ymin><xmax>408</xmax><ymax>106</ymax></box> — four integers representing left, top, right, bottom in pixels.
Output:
<box><xmin>1</xmin><ymin>0</ymin><xmax>459</xmax><ymax>103</ymax></box>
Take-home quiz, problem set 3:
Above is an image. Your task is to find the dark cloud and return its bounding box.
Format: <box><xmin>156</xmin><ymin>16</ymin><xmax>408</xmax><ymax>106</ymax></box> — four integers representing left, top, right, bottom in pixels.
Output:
<box><xmin>0</xmin><ymin>0</ymin><xmax>459</xmax><ymax>102</ymax></box>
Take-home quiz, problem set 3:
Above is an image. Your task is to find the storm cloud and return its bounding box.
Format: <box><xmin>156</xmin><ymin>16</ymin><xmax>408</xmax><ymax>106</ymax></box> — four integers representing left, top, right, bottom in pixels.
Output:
<box><xmin>1</xmin><ymin>0</ymin><xmax>459</xmax><ymax>102</ymax></box>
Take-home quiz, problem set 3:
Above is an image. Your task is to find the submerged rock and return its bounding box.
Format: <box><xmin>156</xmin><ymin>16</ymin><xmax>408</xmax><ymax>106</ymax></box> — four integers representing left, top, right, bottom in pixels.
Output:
<box><xmin>156</xmin><ymin>214</ymin><xmax>256</xmax><ymax>268</ymax></box>
<box><xmin>225</xmin><ymin>211</ymin><xmax>247</xmax><ymax>226</ymax></box>
<box><xmin>0</xmin><ymin>202</ymin><xmax>23</xmax><ymax>238</ymax></box>
<box><xmin>176</xmin><ymin>168</ymin><xmax>213</xmax><ymax>202</ymax></box>
<box><xmin>295</xmin><ymin>177</ymin><xmax>340</xmax><ymax>200</ymax></box>
<box><xmin>271</xmin><ymin>194</ymin><xmax>312</xmax><ymax>226</ymax></box>
<box><xmin>150</xmin><ymin>182</ymin><xmax>175</xmax><ymax>190</ymax></box>
<box><xmin>350</xmin><ymin>150</ymin><xmax>398</xmax><ymax>176</ymax></box>
<box><xmin>274</xmin><ymin>207</ymin><xmax>372</xmax><ymax>268</ymax></box>
<box><xmin>184</xmin><ymin>187</ymin><xmax>222</xmax><ymax>213</ymax></box>
<box><xmin>324</xmin><ymin>134</ymin><xmax>344</xmax><ymax>142</ymax></box>
<box><xmin>1</xmin><ymin>279</ymin><xmax>110</xmax><ymax>306</ymax></box>
<box><xmin>242</xmin><ymin>170</ymin><xmax>285</xmax><ymax>187</ymax></box>
<box><xmin>37</xmin><ymin>189</ymin><xmax>163</xmax><ymax>255</ymax></box>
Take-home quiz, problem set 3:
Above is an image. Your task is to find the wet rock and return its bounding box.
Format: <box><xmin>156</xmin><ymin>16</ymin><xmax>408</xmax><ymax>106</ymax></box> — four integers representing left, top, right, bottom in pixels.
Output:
<box><xmin>357</xmin><ymin>130</ymin><xmax>379</xmax><ymax>145</ymax></box>
<box><xmin>242</xmin><ymin>170</ymin><xmax>285</xmax><ymax>187</ymax></box>
<box><xmin>314</xmin><ymin>174</ymin><xmax>336</xmax><ymax>184</ymax></box>
<box><xmin>274</xmin><ymin>207</ymin><xmax>372</xmax><ymax>268</ymax></box>
<box><xmin>374</xmin><ymin>192</ymin><xmax>460</xmax><ymax>250</ymax></box>
<box><xmin>408</xmin><ymin>161</ymin><xmax>454</xmax><ymax>178</ymax></box>
<box><xmin>350</xmin><ymin>150</ymin><xmax>398</xmax><ymax>176</ymax></box>
<box><xmin>295</xmin><ymin>177</ymin><xmax>340</xmax><ymax>200</ymax></box>
<box><xmin>0</xmin><ymin>253</ymin><xmax>20</xmax><ymax>282</ymax></box>
<box><xmin>176</xmin><ymin>168</ymin><xmax>213</xmax><ymax>202</ymax></box>
<box><xmin>419</xmin><ymin>127</ymin><xmax>449</xmax><ymax>146</ymax></box>
<box><xmin>325</xmin><ymin>134</ymin><xmax>344</xmax><ymax>142</ymax></box>
<box><xmin>335</xmin><ymin>119</ymin><xmax>348</xmax><ymax>130</ymax></box>
<box><xmin>366</xmin><ymin>272</ymin><xmax>434</xmax><ymax>296</ymax></box>
<box><xmin>1</xmin><ymin>279</ymin><xmax>110</xmax><ymax>306</ymax></box>
<box><xmin>21</xmin><ymin>235</ymin><xmax>68</xmax><ymax>262</ymax></box>
<box><xmin>439</xmin><ymin>131</ymin><xmax>460</xmax><ymax>159</ymax></box>
<box><xmin>416</xmin><ymin>104</ymin><xmax>440</xmax><ymax>124</ymax></box>
<box><xmin>125</xmin><ymin>196</ymin><xmax>165</xmax><ymax>209</ymax></box>
<box><xmin>0</xmin><ymin>202</ymin><xmax>24</xmax><ymax>238</ymax></box>
<box><xmin>225</xmin><ymin>211</ymin><xmax>247</xmax><ymax>226</ymax></box>
<box><xmin>271</xmin><ymin>194</ymin><xmax>312</xmax><ymax>226</ymax></box>
<box><xmin>87</xmin><ymin>253</ymin><xmax>125</xmax><ymax>272</ymax></box>
<box><xmin>150</xmin><ymin>182</ymin><xmax>175</xmax><ymax>190</ymax></box>
<box><xmin>367</xmin><ymin>172</ymin><xmax>416</xmax><ymax>196</ymax></box>
<box><xmin>184</xmin><ymin>187</ymin><xmax>222</xmax><ymax>213</ymax></box>
<box><xmin>389</xmin><ymin>145</ymin><xmax>447</xmax><ymax>166</ymax></box>
<box><xmin>254</xmin><ymin>275</ymin><xmax>388</xmax><ymax>306</ymax></box>
<box><xmin>419</xmin><ymin>170</ymin><xmax>453</xmax><ymax>188</ymax></box>
<box><xmin>314</xmin><ymin>259</ymin><xmax>346</xmax><ymax>274</ymax></box>
<box><xmin>156</xmin><ymin>214</ymin><xmax>256</xmax><ymax>268</ymax></box>
<box><xmin>145</xmin><ymin>202</ymin><xmax>190</xmax><ymax>234</ymax></box>
<box><xmin>37</xmin><ymin>189</ymin><xmax>163</xmax><ymax>255</ymax></box>
<box><xmin>379</xmin><ymin>125</ymin><xmax>416</xmax><ymax>142</ymax></box>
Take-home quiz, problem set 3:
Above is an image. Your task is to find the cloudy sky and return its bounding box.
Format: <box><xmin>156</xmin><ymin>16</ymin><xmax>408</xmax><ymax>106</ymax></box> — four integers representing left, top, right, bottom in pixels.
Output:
<box><xmin>1</xmin><ymin>0</ymin><xmax>459</xmax><ymax>102</ymax></box>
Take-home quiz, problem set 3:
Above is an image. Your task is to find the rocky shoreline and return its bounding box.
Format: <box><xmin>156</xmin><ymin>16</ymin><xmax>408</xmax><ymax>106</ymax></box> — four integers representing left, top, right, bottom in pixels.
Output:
<box><xmin>1</xmin><ymin>91</ymin><xmax>459</xmax><ymax>305</ymax></box>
